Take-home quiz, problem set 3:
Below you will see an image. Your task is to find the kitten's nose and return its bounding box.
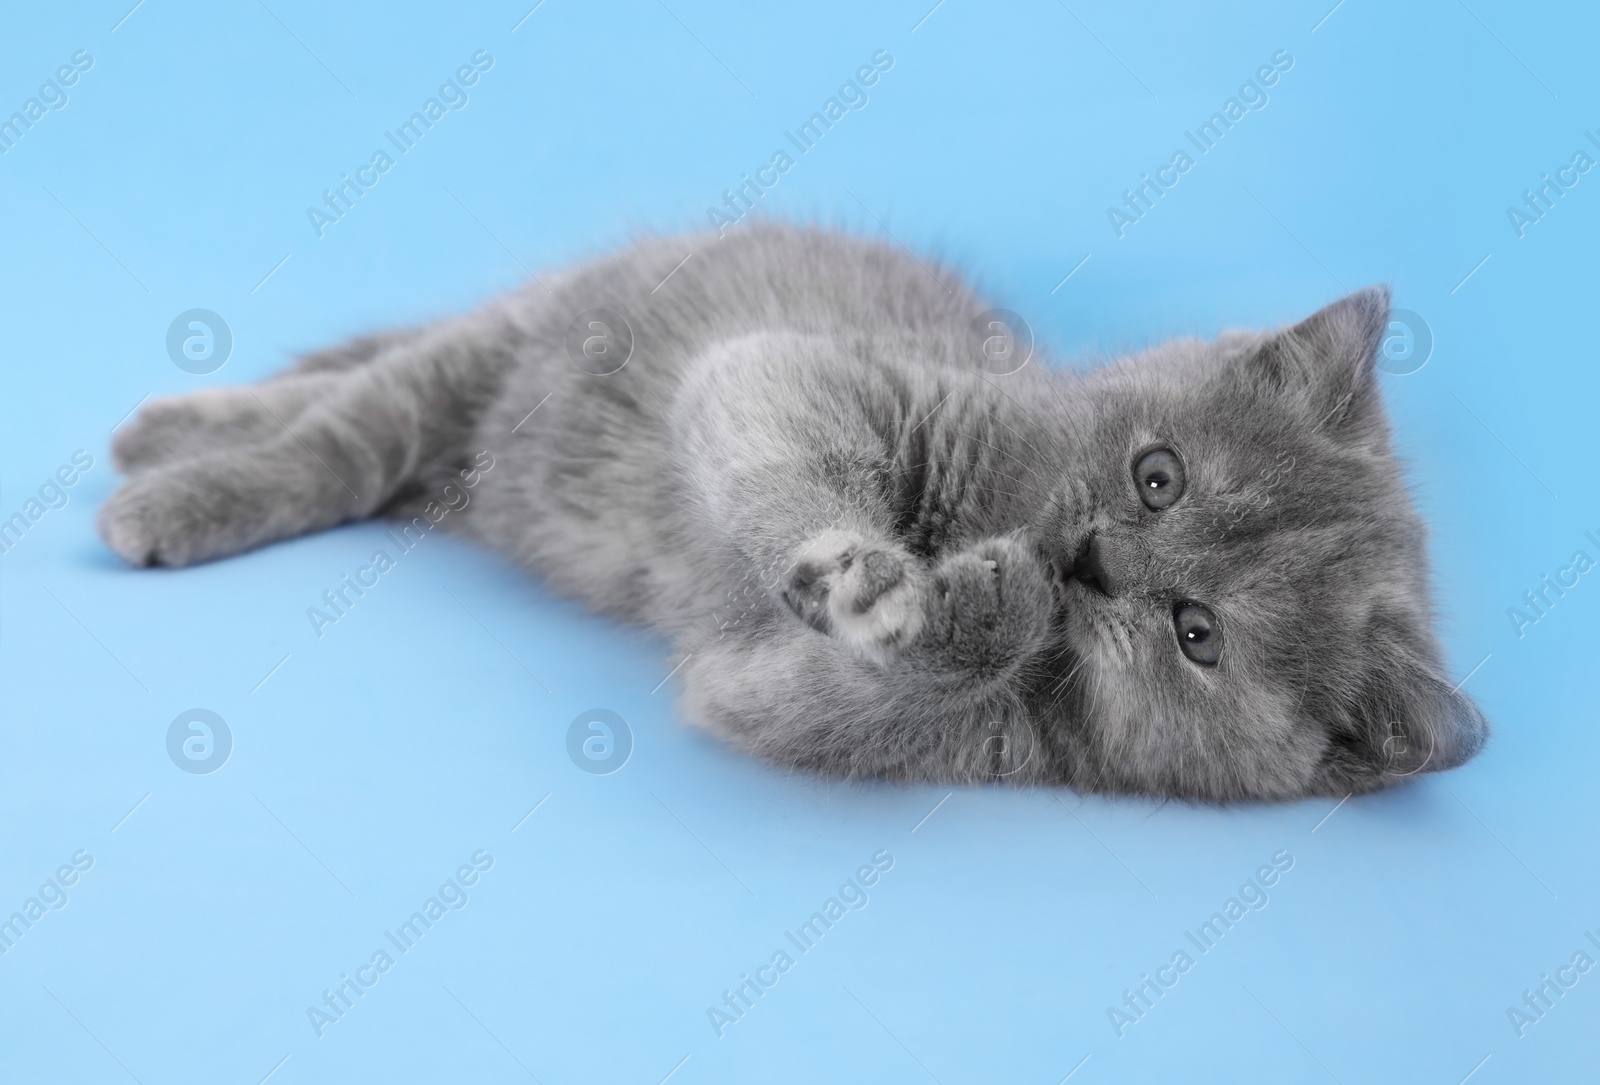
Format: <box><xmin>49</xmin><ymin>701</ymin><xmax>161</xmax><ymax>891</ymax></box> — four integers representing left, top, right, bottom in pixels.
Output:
<box><xmin>1072</xmin><ymin>534</ymin><xmax>1116</xmax><ymax>597</ymax></box>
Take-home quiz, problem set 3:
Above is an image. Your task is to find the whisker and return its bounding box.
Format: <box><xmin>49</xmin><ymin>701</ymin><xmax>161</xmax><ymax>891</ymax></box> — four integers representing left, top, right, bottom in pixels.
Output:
<box><xmin>971</xmin><ymin>376</ymin><xmax>1057</xmax><ymax>467</ymax></box>
<box><xmin>957</xmin><ymin>431</ymin><xmax>1048</xmax><ymax>483</ymax></box>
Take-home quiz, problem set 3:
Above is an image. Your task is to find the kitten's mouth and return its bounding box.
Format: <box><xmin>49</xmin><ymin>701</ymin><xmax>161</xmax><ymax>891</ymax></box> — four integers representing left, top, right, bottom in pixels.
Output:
<box><xmin>1047</xmin><ymin>558</ymin><xmax>1078</xmax><ymax>615</ymax></box>
<box><xmin>1054</xmin><ymin>574</ymin><xmax>1137</xmax><ymax>663</ymax></box>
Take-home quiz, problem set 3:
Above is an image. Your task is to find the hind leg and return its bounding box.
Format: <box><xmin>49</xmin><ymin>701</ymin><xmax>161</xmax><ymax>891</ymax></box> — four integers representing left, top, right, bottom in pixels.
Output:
<box><xmin>98</xmin><ymin>315</ymin><xmax>514</xmax><ymax>566</ymax></box>
<box><xmin>100</xmin><ymin>398</ymin><xmax>380</xmax><ymax>567</ymax></box>
<box><xmin>113</xmin><ymin>329</ymin><xmax>419</xmax><ymax>474</ymax></box>
<box><xmin>112</xmin><ymin>372</ymin><xmax>347</xmax><ymax>474</ymax></box>
<box><xmin>281</xmin><ymin>327</ymin><xmax>417</xmax><ymax>377</ymax></box>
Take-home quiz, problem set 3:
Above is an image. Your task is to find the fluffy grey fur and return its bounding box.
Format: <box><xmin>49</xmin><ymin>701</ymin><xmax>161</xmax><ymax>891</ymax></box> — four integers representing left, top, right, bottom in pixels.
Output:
<box><xmin>99</xmin><ymin>223</ymin><xmax>1487</xmax><ymax>801</ymax></box>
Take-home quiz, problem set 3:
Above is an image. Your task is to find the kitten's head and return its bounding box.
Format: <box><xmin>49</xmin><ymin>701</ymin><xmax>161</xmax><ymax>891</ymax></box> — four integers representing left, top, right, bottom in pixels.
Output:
<box><xmin>1044</xmin><ymin>287</ymin><xmax>1487</xmax><ymax>801</ymax></box>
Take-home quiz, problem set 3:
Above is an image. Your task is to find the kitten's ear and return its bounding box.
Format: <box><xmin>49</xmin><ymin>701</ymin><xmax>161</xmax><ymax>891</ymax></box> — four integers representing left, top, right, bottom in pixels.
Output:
<box><xmin>1238</xmin><ymin>286</ymin><xmax>1391</xmax><ymax>436</ymax></box>
<box><xmin>1326</xmin><ymin>628</ymin><xmax>1489</xmax><ymax>785</ymax></box>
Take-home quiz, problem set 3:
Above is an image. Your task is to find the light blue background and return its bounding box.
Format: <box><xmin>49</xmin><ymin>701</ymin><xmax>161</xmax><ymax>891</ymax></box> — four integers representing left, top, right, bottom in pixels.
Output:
<box><xmin>2</xmin><ymin>1</ymin><xmax>1596</xmax><ymax>1082</ymax></box>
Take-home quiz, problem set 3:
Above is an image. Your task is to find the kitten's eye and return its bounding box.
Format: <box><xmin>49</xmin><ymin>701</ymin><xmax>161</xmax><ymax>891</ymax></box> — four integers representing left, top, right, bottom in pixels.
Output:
<box><xmin>1173</xmin><ymin>602</ymin><xmax>1221</xmax><ymax>666</ymax></box>
<box><xmin>1133</xmin><ymin>448</ymin><xmax>1185</xmax><ymax>510</ymax></box>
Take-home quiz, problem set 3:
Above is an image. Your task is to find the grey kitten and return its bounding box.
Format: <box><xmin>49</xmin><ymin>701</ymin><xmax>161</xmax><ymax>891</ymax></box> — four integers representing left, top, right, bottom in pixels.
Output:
<box><xmin>99</xmin><ymin>223</ymin><xmax>1487</xmax><ymax>801</ymax></box>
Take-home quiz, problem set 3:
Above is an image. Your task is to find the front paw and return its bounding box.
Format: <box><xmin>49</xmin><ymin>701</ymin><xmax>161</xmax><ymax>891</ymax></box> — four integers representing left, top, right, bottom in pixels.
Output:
<box><xmin>919</xmin><ymin>535</ymin><xmax>1054</xmax><ymax>683</ymax></box>
<box><xmin>780</xmin><ymin>530</ymin><xmax>926</xmax><ymax>661</ymax></box>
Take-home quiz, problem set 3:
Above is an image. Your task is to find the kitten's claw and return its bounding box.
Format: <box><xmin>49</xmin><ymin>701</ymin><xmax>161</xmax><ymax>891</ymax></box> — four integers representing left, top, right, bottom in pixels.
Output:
<box><xmin>781</xmin><ymin>530</ymin><xmax>925</xmax><ymax>661</ymax></box>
